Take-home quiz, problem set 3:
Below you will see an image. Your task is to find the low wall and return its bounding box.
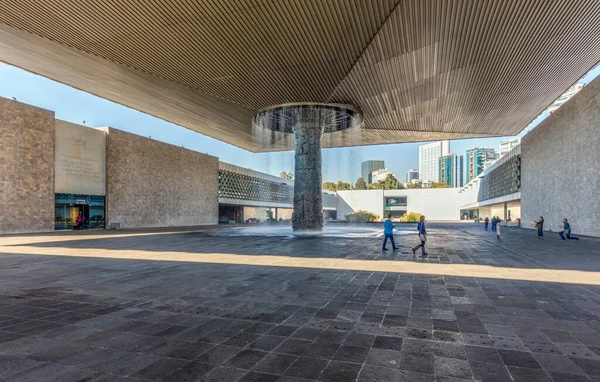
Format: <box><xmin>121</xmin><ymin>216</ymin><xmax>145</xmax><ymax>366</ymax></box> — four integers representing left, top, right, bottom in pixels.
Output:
<box><xmin>105</xmin><ymin>128</ymin><xmax>219</xmax><ymax>228</ymax></box>
<box><xmin>336</xmin><ymin>188</ymin><xmax>461</xmax><ymax>221</ymax></box>
<box><xmin>521</xmin><ymin>77</ymin><xmax>600</xmax><ymax>237</ymax></box>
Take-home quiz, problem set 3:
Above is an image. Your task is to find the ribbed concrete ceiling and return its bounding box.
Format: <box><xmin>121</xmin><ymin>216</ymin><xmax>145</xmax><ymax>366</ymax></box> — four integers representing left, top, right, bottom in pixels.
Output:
<box><xmin>0</xmin><ymin>0</ymin><xmax>599</xmax><ymax>152</ymax></box>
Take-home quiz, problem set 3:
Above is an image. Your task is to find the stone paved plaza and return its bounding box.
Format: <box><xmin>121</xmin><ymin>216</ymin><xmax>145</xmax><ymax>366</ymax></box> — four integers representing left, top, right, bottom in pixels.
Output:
<box><xmin>0</xmin><ymin>223</ymin><xmax>599</xmax><ymax>381</ymax></box>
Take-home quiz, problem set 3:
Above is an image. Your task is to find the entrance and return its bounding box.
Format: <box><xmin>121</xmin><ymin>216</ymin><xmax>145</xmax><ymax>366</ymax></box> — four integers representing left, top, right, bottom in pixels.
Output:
<box><xmin>54</xmin><ymin>194</ymin><xmax>105</xmax><ymax>230</ymax></box>
<box><xmin>74</xmin><ymin>204</ymin><xmax>89</xmax><ymax>230</ymax></box>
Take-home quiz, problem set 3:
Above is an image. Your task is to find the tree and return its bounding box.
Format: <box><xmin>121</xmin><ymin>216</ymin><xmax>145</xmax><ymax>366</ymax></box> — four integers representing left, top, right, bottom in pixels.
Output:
<box><xmin>336</xmin><ymin>181</ymin><xmax>352</xmax><ymax>190</ymax></box>
<box><xmin>400</xmin><ymin>212</ymin><xmax>422</xmax><ymax>222</ymax></box>
<box><xmin>405</xmin><ymin>182</ymin><xmax>422</xmax><ymax>189</ymax></box>
<box><xmin>280</xmin><ymin>171</ymin><xmax>293</xmax><ymax>180</ymax></box>
<box><xmin>368</xmin><ymin>174</ymin><xmax>404</xmax><ymax>190</ymax></box>
<box><xmin>354</xmin><ymin>177</ymin><xmax>367</xmax><ymax>190</ymax></box>
<box><xmin>322</xmin><ymin>181</ymin><xmax>337</xmax><ymax>192</ymax></box>
<box><xmin>345</xmin><ymin>210</ymin><xmax>380</xmax><ymax>223</ymax></box>
<box><xmin>430</xmin><ymin>181</ymin><xmax>450</xmax><ymax>188</ymax></box>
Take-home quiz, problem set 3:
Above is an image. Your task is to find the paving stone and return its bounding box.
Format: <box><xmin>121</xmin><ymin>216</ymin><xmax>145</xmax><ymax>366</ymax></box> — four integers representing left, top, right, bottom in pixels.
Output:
<box><xmin>275</xmin><ymin>338</ymin><xmax>312</xmax><ymax>356</ymax></box>
<box><xmin>469</xmin><ymin>360</ymin><xmax>512</xmax><ymax>381</ymax></box>
<box><xmin>284</xmin><ymin>356</ymin><xmax>328</xmax><ymax>380</ymax></box>
<box><xmin>433</xmin><ymin>355</ymin><xmax>472</xmax><ymax>379</ymax></box>
<box><xmin>462</xmin><ymin>333</ymin><xmax>494</xmax><ymax>347</ymax></box>
<box><xmin>201</xmin><ymin>366</ymin><xmax>247</xmax><ymax>381</ymax></box>
<box><xmin>320</xmin><ymin>360</ymin><xmax>361</xmax><ymax>382</ymax></box>
<box><xmin>131</xmin><ymin>357</ymin><xmax>189</xmax><ymax>380</ymax></box>
<box><xmin>195</xmin><ymin>344</ymin><xmax>241</xmax><ymax>365</ymax></box>
<box><xmin>357</xmin><ymin>364</ymin><xmax>400</xmax><ymax>381</ymax></box>
<box><xmin>433</xmin><ymin>342</ymin><xmax>468</xmax><ymax>360</ymax></box>
<box><xmin>532</xmin><ymin>353</ymin><xmax>586</xmax><ymax>375</ymax></box>
<box><xmin>344</xmin><ymin>332</ymin><xmax>375</xmax><ymax>348</ymax></box>
<box><xmin>253</xmin><ymin>353</ymin><xmax>297</xmax><ymax>374</ymax></box>
<box><xmin>570</xmin><ymin>358</ymin><xmax>600</xmax><ymax>377</ymax></box>
<box><xmin>240</xmin><ymin>371</ymin><xmax>280</xmax><ymax>382</ymax></box>
<box><xmin>365</xmin><ymin>348</ymin><xmax>401</xmax><ymax>368</ymax></box>
<box><xmin>333</xmin><ymin>344</ymin><xmax>369</xmax><ymax>363</ymax></box>
<box><xmin>507</xmin><ymin>366</ymin><xmax>552</xmax><ymax>381</ymax></box>
<box><xmin>498</xmin><ymin>349</ymin><xmax>542</xmax><ymax>369</ymax></box>
<box><xmin>556</xmin><ymin>342</ymin><xmax>600</xmax><ymax>359</ymax></box>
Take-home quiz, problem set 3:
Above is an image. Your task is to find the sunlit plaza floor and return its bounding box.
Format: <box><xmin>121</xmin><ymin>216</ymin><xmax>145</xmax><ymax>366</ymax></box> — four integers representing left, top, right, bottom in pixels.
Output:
<box><xmin>0</xmin><ymin>223</ymin><xmax>599</xmax><ymax>381</ymax></box>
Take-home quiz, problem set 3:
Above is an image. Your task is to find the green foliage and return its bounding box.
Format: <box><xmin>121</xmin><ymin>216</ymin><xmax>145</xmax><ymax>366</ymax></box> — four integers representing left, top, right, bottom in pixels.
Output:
<box><xmin>336</xmin><ymin>181</ymin><xmax>352</xmax><ymax>190</ymax></box>
<box><xmin>400</xmin><ymin>212</ymin><xmax>422</xmax><ymax>222</ymax></box>
<box><xmin>430</xmin><ymin>181</ymin><xmax>450</xmax><ymax>188</ymax></box>
<box><xmin>280</xmin><ymin>171</ymin><xmax>293</xmax><ymax>180</ymax></box>
<box><xmin>322</xmin><ymin>181</ymin><xmax>337</xmax><ymax>192</ymax></box>
<box><xmin>354</xmin><ymin>177</ymin><xmax>367</xmax><ymax>190</ymax></box>
<box><xmin>368</xmin><ymin>174</ymin><xmax>404</xmax><ymax>190</ymax></box>
<box><xmin>405</xmin><ymin>182</ymin><xmax>422</xmax><ymax>189</ymax></box>
<box><xmin>345</xmin><ymin>210</ymin><xmax>380</xmax><ymax>223</ymax></box>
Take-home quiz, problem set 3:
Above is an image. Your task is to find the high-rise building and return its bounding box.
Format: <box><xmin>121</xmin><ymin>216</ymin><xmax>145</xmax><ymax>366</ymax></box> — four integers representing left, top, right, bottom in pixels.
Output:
<box><xmin>418</xmin><ymin>140</ymin><xmax>450</xmax><ymax>182</ymax></box>
<box><xmin>457</xmin><ymin>155</ymin><xmax>464</xmax><ymax>187</ymax></box>
<box><xmin>371</xmin><ymin>168</ymin><xmax>393</xmax><ymax>183</ymax></box>
<box><xmin>499</xmin><ymin>137</ymin><xmax>521</xmax><ymax>157</ymax></box>
<box><xmin>361</xmin><ymin>160</ymin><xmax>385</xmax><ymax>184</ymax></box>
<box><xmin>465</xmin><ymin>147</ymin><xmax>496</xmax><ymax>183</ymax></box>
<box><xmin>438</xmin><ymin>154</ymin><xmax>463</xmax><ymax>187</ymax></box>
<box><xmin>406</xmin><ymin>168</ymin><xmax>419</xmax><ymax>183</ymax></box>
<box><xmin>547</xmin><ymin>82</ymin><xmax>584</xmax><ymax>113</ymax></box>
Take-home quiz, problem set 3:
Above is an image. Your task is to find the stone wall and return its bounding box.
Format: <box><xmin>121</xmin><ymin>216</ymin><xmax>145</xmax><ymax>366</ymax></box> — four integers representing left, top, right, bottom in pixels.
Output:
<box><xmin>105</xmin><ymin>128</ymin><xmax>218</xmax><ymax>228</ymax></box>
<box><xmin>521</xmin><ymin>76</ymin><xmax>600</xmax><ymax>237</ymax></box>
<box><xmin>0</xmin><ymin>97</ymin><xmax>55</xmax><ymax>234</ymax></box>
<box><xmin>55</xmin><ymin>120</ymin><xmax>106</xmax><ymax>195</ymax></box>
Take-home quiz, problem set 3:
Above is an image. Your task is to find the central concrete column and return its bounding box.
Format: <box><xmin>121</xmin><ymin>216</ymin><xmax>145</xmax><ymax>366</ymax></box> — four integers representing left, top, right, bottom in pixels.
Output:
<box><xmin>292</xmin><ymin>121</ymin><xmax>323</xmax><ymax>231</ymax></box>
<box><xmin>252</xmin><ymin>102</ymin><xmax>362</xmax><ymax>233</ymax></box>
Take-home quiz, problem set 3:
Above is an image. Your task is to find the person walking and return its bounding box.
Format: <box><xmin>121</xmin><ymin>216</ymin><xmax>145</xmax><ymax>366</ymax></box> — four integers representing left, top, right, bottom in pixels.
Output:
<box><xmin>534</xmin><ymin>216</ymin><xmax>544</xmax><ymax>239</ymax></box>
<box><xmin>382</xmin><ymin>214</ymin><xmax>398</xmax><ymax>251</ymax></box>
<box><xmin>412</xmin><ymin>215</ymin><xmax>428</xmax><ymax>257</ymax></box>
<box><xmin>76</xmin><ymin>212</ymin><xmax>83</xmax><ymax>230</ymax></box>
<box><xmin>484</xmin><ymin>217</ymin><xmax>489</xmax><ymax>231</ymax></box>
<box><xmin>496</xmin><ymin>217</ymin><xmax>502</xmax><ymax>239</ymax></box>
<box><xmin>491</xmin><ymin>216</ymin><xmax>497</xmax><ymax>232</ymax></box>
<box><xmin>559</xmin><ymin>218</ymin><xmax>580</xmax><ymax>240</ymax></box>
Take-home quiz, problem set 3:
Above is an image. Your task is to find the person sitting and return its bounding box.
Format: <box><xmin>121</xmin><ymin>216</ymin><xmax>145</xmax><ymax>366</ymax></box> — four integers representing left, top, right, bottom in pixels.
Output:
<box><xmin>559</xmin><ymin>218</ymin><xmax>580</xmax><ymax>241</ymax></box>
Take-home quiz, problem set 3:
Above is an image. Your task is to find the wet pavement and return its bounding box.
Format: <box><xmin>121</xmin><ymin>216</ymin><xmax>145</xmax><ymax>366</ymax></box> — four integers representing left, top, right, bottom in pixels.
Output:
<box><xmin>0</xmin><ymin>223</ymin><xmax>599</xmax><ymax>381</ymax></box>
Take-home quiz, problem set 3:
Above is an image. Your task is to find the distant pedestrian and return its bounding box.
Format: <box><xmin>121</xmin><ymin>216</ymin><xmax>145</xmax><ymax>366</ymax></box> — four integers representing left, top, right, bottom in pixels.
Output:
<box><xmin>496</xmin><ymin>217</ymin><xmax>502</xmax><ymax>239</ymax></box>
<box><xmin>534</xmin><ymin>216</ymin><xmax>544</xmax><ymax>239</ymax></box>
<box><xmin>491</xmin><ymin>216</ymin><xmax>497</xmax><ymax>232</ymax></box>
<box><xmin>412</xmin><ymin>215</ymin><xmax>428</xmax><ymax>257</ymax></box>
<box><xmin>76</xmin><ymin>212</ymin><xmax>83</xmax><ymax>230</ymax></box>
<box><xmin>484</xmin><ymin>217</ymin><xmax>489</xmax><ymax>231</ymax></box>
<box><xmin>382</xmin><ymin>214</ymin><xmax>398</xmax><ymax>251</ymax></box>
<box><xmin>559</xmin><ymin>218</ymin><xmax>580</xmax><ymax>241</ymax></box>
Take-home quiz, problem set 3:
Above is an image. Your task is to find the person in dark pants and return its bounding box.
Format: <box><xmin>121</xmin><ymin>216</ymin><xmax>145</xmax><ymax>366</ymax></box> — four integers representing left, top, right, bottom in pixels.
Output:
<box><xmin>76</xmin><ymin>212</ymin><xmax>84</xmax><ymax>230</ymax></box>
<box><xmin>559</xmin><ymin>218</ymin><xmax>580</xmax><ymax>240</ymax></box>
<box><xmin>412</xmin><ymin>215</ymin><xmax>428</xmax><ymax>257</ymax></box>
<box><xmin>382</xmin><ymin>214</ymin><xmax>398</xmax><ymax>251</ymax></box>
<box><xmin>484</xmin><ymin>217</ymin><xmax>489</xmax><ymax>231</ymax></box>
<box><xmin>496</xmin><ymin>218</ymin><xmax>502</xmax><ymax>239</ymax></box>
<box><xmin>491</xmin><ymin>216</ymin><xmax>497</xmax><ymax>232</ymax></box>
<box><xmin>534</xmin><ymin>216</ymin><xmax>544</xmax><ymax>239</ymax></box>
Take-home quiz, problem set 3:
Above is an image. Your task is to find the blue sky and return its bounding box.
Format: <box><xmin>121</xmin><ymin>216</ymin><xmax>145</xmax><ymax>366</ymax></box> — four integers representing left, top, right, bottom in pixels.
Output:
<box><xmin>1</xmin><ymin>62</ymin><xmax>598</xmax><ymax>183</ymax></box>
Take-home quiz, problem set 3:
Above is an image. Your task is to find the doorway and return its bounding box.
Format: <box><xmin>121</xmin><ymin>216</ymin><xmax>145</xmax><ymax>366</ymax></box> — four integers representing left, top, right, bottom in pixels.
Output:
<box><xmin>74</xmin><ymin>204</ymin><xmax>90</xmax><ymax>230</ymax></box>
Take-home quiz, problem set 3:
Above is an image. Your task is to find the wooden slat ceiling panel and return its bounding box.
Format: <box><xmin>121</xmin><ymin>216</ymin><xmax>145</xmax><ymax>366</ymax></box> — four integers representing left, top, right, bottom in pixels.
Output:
<box><xmin>331</xmin><ymin>0</ymin><xmax>600</xmax><ymax>137</ymax></box>
<box><xmin>0</xmin><ymin>0</ymin><xmax>599</xmax><ymax>152</ymax></box>
<box><xmin>0</xmin><ymin>0</ymin><xmax>397</xmax><ymax>109</ymax></box>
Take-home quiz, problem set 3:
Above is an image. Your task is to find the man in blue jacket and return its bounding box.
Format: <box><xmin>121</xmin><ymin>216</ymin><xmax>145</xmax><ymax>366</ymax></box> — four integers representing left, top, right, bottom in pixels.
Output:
<box><xmin>382</xmin><ymin>214</ymin><xmax>398</xmax><ymax>251</ymax></box>
<box><xmin>559</xmin><ymin>218</ymin><xmax>580</xmax><ymax>240</ymax></box>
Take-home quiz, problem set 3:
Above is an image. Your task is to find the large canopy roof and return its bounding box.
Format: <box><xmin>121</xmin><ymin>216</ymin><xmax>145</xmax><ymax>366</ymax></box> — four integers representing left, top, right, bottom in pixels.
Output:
<box><xmin>1</xmin><ymin>0</ymin><xmax>599</xmax><ymax>152</ymax></box>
